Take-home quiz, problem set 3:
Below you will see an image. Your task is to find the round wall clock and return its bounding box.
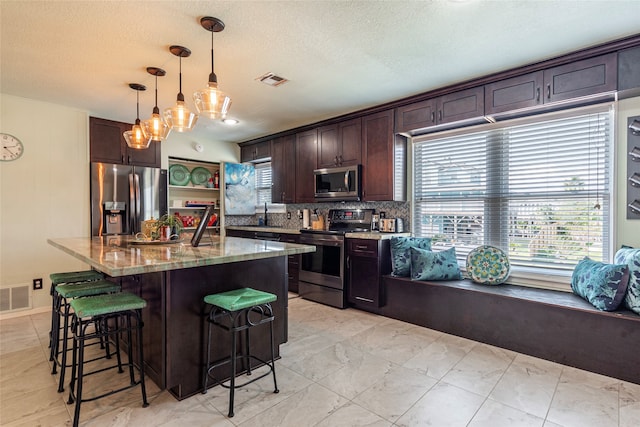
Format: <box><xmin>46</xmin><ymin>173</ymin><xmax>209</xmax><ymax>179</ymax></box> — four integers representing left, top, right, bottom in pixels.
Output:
<box><xmin>1</xmin><ymin>133</ymin><xmax>24</xmax><ymax>161</ymax></box>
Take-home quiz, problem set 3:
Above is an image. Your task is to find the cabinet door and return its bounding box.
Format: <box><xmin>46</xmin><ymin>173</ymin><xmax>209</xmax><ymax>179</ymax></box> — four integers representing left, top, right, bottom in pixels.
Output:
<box><xmin>317</xmin><ymin>124</ymin><xmax>339</xmax><ymax>168</ymax></box>
<box><xmin>338</xmin><ymin>117</ymin><xmax>362</xmax><ymax>166</ymax></box>
<box><xmin>484</xmin><ymin>71</ymin><xmax>543</xmax><ymax>115</ymax></box>
<box><xmin>271</xmin><ymin>135</ymin><xmax>296</xmax><ymax>204</ymax></box>
<box><xmin>348</xmin><ymin>255</ymin><xmax>380</xmax><ymax>306</ymax></box>
<box><xmin>240</xmin><ymin>145</ymin><xmax>254</xmax><ymax>163</ymax></box>
<box><xmin>280</xmin><ymin>234</ymin><xmax>300</xmax><ymax>293</ymax></box>
<box><xmin>90</xmin><ymin>117</ymin><xmax>128</xmax><ymax>164</ymax></box>
<box><xmin>362</xmin><ymin>110</ymin><xmax>394</xmax><ymax>201</ymax></box>
<box><xmin>127</xmin><ymin>138</ymin><xmax>161</xmax><ymax>168</ymax></box>
<box><xmin>543</xmin><ymin>53</ymin><xmax>617</xmax><ymax>103</ymax></box>
<box><xmin>437</xmin><ymin>86</ymin><xmax>484</xmax><ymax>125</ymax></box>
<box><xmin>395</xmin><ymin>99</ymin><xmax>437</xmax><ymax>134</ymax></box>
<box><xmin>619</xmin><ymin>46</ymin><xmax>640</xmax><ymax>93</ymax></box>
<box><xmin>295</xmin><ymin>129</ymin><xmax>318</xmax><ymax>203</ymax></box>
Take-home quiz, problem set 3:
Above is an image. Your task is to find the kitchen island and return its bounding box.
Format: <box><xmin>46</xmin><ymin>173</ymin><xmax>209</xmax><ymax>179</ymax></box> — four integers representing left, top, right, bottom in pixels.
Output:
<box><xmin>47</xmin><ymin>235</ymin><xmax>315</xmax><ymax>399</ymax></box>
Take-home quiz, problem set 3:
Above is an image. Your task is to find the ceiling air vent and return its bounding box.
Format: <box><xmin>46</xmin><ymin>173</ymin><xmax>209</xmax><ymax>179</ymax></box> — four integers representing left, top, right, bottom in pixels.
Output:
<box><xmin>256</xmin><ymin>72</ymin><xmax>289</xmax><ymax>87</ymax></box>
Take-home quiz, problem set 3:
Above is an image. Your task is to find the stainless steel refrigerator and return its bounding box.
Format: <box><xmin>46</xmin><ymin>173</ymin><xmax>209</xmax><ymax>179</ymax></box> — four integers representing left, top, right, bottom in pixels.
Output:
<box><xmin>90</xmin><ymin>162</ymin><xmax>167</xmax><ymax>236</ymax></box>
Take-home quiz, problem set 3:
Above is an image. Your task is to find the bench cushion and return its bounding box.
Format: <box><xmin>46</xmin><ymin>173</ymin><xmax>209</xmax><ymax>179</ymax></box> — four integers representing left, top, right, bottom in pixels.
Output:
<box><xmin>570</xmin><ymin>257</ymin><xmax>629</xmax><ymax>311</ymax></box>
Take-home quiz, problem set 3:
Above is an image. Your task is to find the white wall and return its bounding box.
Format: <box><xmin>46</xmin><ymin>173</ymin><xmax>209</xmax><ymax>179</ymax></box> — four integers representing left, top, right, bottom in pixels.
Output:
<box><xmin>616</xmin><ymin>97</ymin><xmax>640</xmax><ymax>248</ymax></box>
<box><xmin>0</xmin><ymin>94</ymin><xmax>240</xmax><ymax>312</ymax></box>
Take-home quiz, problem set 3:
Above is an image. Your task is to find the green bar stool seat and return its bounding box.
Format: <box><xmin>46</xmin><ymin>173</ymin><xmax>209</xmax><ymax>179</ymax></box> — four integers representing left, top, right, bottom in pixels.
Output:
<box><xmin>67</xmin><ymin>291</ymin><xmax>149</xmax><ymax>427</ymax></box>
<box><xmin>52</xmin><ymin>279</ymin><xmax>120</xmax><ymax>393</ymax></box>
<box><xmin>202</xmin><ymin>287</ymin><xmax>279</xmax><ymax>418</ymax></box>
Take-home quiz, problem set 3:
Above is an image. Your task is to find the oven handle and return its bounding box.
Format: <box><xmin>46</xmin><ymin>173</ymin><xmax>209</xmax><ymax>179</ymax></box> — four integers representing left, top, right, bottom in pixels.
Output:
<box><xmin>299</xmin><ymin>236</ymin><xmax>343</xmax><ymax>247</ymax></box>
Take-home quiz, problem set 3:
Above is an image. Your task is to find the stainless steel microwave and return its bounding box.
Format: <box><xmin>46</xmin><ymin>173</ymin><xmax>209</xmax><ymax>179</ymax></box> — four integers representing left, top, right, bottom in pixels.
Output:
<box><xmin>314</xmin><ymin>165</ymin><xmax>362</xmax><ymax>201</ymax></box>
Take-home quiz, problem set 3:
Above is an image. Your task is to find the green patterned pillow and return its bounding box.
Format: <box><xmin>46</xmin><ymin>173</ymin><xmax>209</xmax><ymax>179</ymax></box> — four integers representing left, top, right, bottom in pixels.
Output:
<box><xmin>570</xmin><ymin>257</ymin><xmax>629</xmax><ymax>311</ymax></box>
<box><xmin>390</xmin><ymin>237</ymin><xmax>432</xmax><ymax>277</ymax></box>
<box><xmin>410</xmin><ymin>246</ymin><xmax>462</xmax><ymax>281</ymax></box>
<box><xmin>613</xmin><ymin>247</ymin><xmax>640</xmax><ymax>314</ymax></box>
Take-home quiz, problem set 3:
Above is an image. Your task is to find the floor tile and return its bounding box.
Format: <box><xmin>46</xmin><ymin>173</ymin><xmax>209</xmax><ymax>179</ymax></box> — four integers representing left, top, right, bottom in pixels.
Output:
<box><xmin>441</xmin><ymin>343</ymin><xmax>516</xmax><ymax>396</ymax></box>
<box><xmin>620</xmin><ymin>381</ymin><xmax>640</xmax><ymax>427</ymax></box>
<box><xmin>395</xmin><ymin>382</ymin><xmax>485</xmax><ymax>427</ymax></box>
<box><xmin>402</xmin><ymin>332</ymin><xmax>477</xmax><ymax>379</ymax></box>
<box><xmin>489</xmin><ymin>353</ymin><xmax>562</xmax><ymax>418</ymax></box>
<box><xmin>314</xmin><ymin>402</ymin><xmax>392</xmax><ymax>427</ymax></box>
<box><xmin>469</xmin><ymin>399</ymin><xmax>545</xmax><ymax>427</ymax></box>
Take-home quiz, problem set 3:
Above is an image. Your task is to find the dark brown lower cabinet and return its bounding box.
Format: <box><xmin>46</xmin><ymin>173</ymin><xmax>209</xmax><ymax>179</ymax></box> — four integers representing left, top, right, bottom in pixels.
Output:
<box><xmin>347</xmin><ymin>238</ymin><xmax>391</xmax><ymax>309</ymax></box>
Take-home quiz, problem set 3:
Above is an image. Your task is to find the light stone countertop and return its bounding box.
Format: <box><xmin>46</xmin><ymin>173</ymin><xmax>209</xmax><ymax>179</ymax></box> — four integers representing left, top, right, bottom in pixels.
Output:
<box><xmin>47</xmin><ymin>235</ymin><xmax>315</xmax><ymax>277</ymax></box>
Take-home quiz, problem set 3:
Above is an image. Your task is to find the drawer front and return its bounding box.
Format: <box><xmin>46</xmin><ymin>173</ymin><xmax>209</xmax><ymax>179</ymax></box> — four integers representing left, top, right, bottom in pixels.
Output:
<box><xmin>348</xmin><ymin>239</ymin><xmax>378</xmax><ymax>257</ymax></box>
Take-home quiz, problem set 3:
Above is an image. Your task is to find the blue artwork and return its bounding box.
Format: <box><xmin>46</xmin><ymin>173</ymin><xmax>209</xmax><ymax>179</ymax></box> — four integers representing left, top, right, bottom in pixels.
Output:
<box><xmin>224</xmin><ymin>163</ymin><xmax>256</xmax><ymax>215</ymax></box>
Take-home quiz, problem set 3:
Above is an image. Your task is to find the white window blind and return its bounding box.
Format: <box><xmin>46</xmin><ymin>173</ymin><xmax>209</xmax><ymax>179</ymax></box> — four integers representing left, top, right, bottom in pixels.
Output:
<box><xmin>255</xmin><ymin>162</ymin><xmax>272</xmax><ymax>205</ymax></box>
<box><xmin>413</xmin><ymin>105</ymin><xmax>613</xmax><ymax>278</ymax></box>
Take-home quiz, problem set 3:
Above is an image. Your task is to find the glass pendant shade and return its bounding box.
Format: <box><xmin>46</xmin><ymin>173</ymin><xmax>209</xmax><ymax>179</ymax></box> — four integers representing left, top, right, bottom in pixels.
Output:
<box><xmin>142</xmin><ymin>67</ymin><xmax>171</xmax><ymax>142</ymax></box>
<box><xmin>164</xmin><ymin>46</ymin><xmax>198</xmax><ymax>133</ymax></box>
<box><xmin>163</xmin><ymin>98</ymin><xmax>198</xmax><ymax>133</ymax></box>
<box><xmin>124</xmin><ymin>83</ymin><xmax>151</xmax><ymax>149</ymax></box>
<box><xmin>124</xmin><ymin>119</ymin><xmax>151</xmax><ymax>149</ymax></box>
<box><xmin>142</xmin><ymin>107</ymin><xmax>171</xmax><ymax>141</ymax></box>
<box><xmin>194</xmin><ymin>17</ymin><xmax>232</xmax><ymax>120</ymax></box>
<box><xmin>194</xmin><ymin>81</ymin><xmax>231</xmax><ymax>119</ymax></box>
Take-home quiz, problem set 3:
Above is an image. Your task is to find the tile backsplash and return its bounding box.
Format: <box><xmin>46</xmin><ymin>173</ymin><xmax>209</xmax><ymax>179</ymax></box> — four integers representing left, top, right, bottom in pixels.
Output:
<box><xmin>225</xmin><ymin>201</ymin><xmax>411</xmax><ymax>231</ymax></box>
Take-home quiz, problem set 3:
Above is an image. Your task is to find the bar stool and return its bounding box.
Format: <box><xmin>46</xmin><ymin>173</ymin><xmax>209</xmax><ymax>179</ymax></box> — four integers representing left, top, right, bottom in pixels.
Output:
<box><xmin>49</xmin><ymin>270</ymin><xmax>104</xmax><ymax>356</ymax></box>
<box><xmin>202</xmin><ymin>287</ymin><xmax>279</xmax><ymax>418</ymax></box>
<box><xmin>53</xmin><ymin>279</ymin><xmax>121</xmax><ymax>392</ymax></box>
<box><xmin>67</xmin><ymin>291</ymin><xmax>149</xmax><ymax>427</ymax></box>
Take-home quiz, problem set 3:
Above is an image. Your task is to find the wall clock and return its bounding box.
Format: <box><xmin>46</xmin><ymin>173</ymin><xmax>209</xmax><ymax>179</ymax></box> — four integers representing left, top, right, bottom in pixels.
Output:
<box><xmin>1</xmin><ymin>133</ymin><xmax>24</xmax><ymax>161</ymax></box>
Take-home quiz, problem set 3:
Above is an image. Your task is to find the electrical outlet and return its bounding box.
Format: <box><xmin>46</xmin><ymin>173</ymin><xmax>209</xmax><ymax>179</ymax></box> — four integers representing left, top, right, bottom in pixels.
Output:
<box><xmin>287</xmin><ymin>211</ymin><xmax>291</xmax><ymax>220</ymax></box>
<box><xmin>380</xmin><ymin>211</ymin><xmax>386</xmax><ymax>218</ymax></box>
<box><xmin>33</xmin><ymin>278</ymin><xmax>43</xmax><ymax>290</ymax></box>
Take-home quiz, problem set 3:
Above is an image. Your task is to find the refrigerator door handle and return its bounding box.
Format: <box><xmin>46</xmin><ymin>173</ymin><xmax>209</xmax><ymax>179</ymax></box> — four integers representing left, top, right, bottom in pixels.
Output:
<box><xmin>134</xmin><ymin>173</ymin><xmax>141</xmax><ymax>229</ymax></box>
<box><xmin>129</xmin><ymin>173</ymin><xmax>136</xmax><ymax>234</ymax></box>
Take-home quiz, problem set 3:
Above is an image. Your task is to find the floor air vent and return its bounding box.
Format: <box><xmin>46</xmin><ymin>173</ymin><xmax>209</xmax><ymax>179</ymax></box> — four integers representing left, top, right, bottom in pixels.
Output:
<box><xmin>0</xmin><ymin>285</ymin><xmax>31</xmax><ymax>312</ymax></box>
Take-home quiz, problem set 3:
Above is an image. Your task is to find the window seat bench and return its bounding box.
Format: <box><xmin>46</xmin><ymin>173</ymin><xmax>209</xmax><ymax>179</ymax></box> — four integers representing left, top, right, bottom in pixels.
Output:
<box><xmin>380</xmin><ymin>275</ymin><xmax>640</xmax><ymax>385</ymax></box>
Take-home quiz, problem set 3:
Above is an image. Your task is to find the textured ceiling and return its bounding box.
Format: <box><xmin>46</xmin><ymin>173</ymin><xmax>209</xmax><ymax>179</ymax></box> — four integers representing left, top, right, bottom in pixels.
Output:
<box><xmin>2</xmin><ymin>1</ymin><xmax>640</xmax><ymax>144</ymax></box>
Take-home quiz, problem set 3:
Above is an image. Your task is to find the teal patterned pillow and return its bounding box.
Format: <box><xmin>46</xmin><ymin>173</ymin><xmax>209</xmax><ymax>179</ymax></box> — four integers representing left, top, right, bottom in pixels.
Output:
<box><xmin>390</xmin><ymin>237</ymin><xmax>432</xmax><ymax>277</ymax></box>
<box><xmin>410</xmin><ymin>246</ymin><xmax>462</xmax><ymax>281</ymax></box>
<box><xmin>613</xmin><ymin>248</ymin><xmax>640</xmax><ymax>314</ymax></box>
<box><xmin>570</xmin><ymin>257</ymin><xmax>629</xmax><ymax>311</ymax></box>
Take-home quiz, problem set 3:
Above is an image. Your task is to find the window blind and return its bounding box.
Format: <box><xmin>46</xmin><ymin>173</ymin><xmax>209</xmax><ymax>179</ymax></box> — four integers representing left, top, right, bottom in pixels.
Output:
<box><xmin>255</xmin><ymin>162</ymin><xmax>272</xmax><ymax>205</ymax></box>
<box><xmin>413</xmin><ymin>105</ymin><xmax>613</xmax><ymax>277</ymax></box>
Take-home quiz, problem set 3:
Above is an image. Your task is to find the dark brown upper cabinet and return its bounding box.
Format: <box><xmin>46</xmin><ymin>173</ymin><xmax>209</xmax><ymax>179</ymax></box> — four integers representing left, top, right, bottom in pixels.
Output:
<box><xmin>543</xmin><ymin>53</ymin><xmax>617</xmax><ymax>103</ymax></box>
<box><xmin>271</xmin><ymin>134</ymin><xmax>296</xmax><ymax>204</ymax></box>
<box><xmin>395</xmin><ymin>87</ymin><xmax>484</xmax><ymax>134</ymax></box>
<box><xmin>362</xmin><ymin>110</ymin><xmax>399</xmax><ymax>202</ymax></box>
<box><xmin>485</xmin><ymin>71</ymin><xmax>544</xmax><ymax>115</ymax></box>
<box><xmin>317</xmin><ymin>118</ymin><xmax>362</xmax><ymax>168</ymax></box>
<box><xmin>619</xmin><ymin>45</ymin><xmax>640</xmax><ymax>95</ymax></box>
<box><xmin>240</xmin><ymin>140</ymin><xmax>271</xmax><ymax>163</ymax></box>
<box><xmin>89</xmin><ymin>117</ymin><xmax>161</xmax><ymax>167</ymax></box>
<box><xmin>295</xmin><ymin>129</ymin><xmax>318</xmax><ymax>203</ymax></box>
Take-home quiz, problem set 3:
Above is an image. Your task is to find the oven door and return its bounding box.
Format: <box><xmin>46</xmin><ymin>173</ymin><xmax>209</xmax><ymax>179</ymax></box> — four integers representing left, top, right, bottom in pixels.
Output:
<box><xmin>299</xmin><ymin>233</ymin><xmax>344</xmax><ymax>290</ymax></box>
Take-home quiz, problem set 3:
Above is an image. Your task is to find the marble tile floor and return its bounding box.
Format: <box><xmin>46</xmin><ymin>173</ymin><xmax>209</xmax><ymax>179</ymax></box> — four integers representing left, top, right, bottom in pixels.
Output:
<box><xmin>1</xmin><ymin>294</ymin><xmax>639</xmax><ymax>426</ymax></box>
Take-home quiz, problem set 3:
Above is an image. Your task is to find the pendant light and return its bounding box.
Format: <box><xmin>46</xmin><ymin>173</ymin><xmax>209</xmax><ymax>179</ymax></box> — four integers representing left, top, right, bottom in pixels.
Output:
<box><xmin>193</xmin><ymin>16</ymin><xmax>231</xmax><ymax>120</ymax></box>
<box><xmin>142</xmin><ymin>67</ymin><xmax>171</xmax><ymax>142</ymax></box>
<box><xmin>163</xmin><ymin>45</ymin><xmax>198</xmax><ymax>132</ymax></box>
<box><xmin>123</xmin><ymin>83</ymin><xmax>151</xmax><ymax>149</ymax></box>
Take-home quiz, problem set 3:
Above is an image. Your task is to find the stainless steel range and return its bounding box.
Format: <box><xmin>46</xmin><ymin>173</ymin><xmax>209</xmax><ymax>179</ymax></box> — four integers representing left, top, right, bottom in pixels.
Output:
<box><xmin>298</xmin><ymin>209</ymin><xmax>374</xmax><ymax>308</ymax></box>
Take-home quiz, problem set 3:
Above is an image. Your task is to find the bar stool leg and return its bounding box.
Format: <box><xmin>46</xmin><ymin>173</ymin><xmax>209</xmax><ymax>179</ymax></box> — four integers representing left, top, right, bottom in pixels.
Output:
<box><xmin>136</xmin><ymin>309</ymin><xmax>149</xmax><ymax>407</ymax></box>
<box><xmin>269</xmin><ymin>317</ymin><xmax>279</xmax><ymax>393</ymax></box>
<box><xmin>57</xmin><ymin>300</ymin><xmax>72</xmax><ymax>392</ymax></box>
<box><xmin>202</xmin><ymin>315</ymin><xmax>213</xmax><ymax>393</ymax></box>
<box><xmin>229</xmin><ymin>315</ymin><xmax>237</xmax><ymax>418</ymax></box>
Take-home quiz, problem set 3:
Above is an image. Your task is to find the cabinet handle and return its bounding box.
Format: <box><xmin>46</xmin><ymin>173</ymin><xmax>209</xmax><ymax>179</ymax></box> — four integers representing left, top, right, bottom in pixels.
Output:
<box><xmin>438</xmin><ymin>110</ymin><xmax>442</xmax><ymax>122</ymax></box>
<box><xmin>128</xmin><ymin>155</ymin><xmax>132</xmax><ymax>164</ymax></box>
<box><xmin>346</xmin><ymin>255</ymin><xmax>350</xmax><ymax>269</ymax></box>
<box><xmin>355</xmin><ymin>296</ymin><xmax>374</xmax><ymax>303</ymax></box>
<box><xmin>338</xmin><ymin>155</ymin><xmax>343</xmax><ymax>165</ymax></box>
<box><xmin>431</xmin><ymin>112</ymin><xmax>435</xmax><ymax>123</ymax></box>
<box><xmin>122</xmin><ymin>155</ymin><xmax>125</xmax><ymax>164</ymax></box>
<box><xmin>536</xmin><ymin>87</ymin><xmax>540</xmax><ymax>102</ymax></box>
<box><xmin>334</xmin><ymin>156</ymin><xmax>338</xmax><ymax>165</ymax></box>
<box><xmin>355</xmin><ymin>245</ymin><xmax>369</xmax><ymax>250</ymax></box>
<box><xmin>281</xmin><ymin>192</ymin><xmax>285</xmax><ymax>203</ymax></box>
<box><xmin>547</xmin><ymin>84</ymin><xmax>551</xmax><ymax>100</ymax></box>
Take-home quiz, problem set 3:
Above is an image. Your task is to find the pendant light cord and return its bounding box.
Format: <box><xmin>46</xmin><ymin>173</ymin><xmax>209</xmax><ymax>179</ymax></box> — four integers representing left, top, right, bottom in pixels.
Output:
<box><xmin>177</xmin><ymin>56</ymin><xmax>184</xmax><ymax>101</ymax></box>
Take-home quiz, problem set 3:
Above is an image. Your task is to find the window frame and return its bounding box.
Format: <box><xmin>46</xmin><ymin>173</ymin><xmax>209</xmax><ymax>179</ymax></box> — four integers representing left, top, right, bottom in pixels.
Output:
<box><xmin>411</xmin><ymin>103</ymin><xmax>616</xmax><ymax>291</ymax></box>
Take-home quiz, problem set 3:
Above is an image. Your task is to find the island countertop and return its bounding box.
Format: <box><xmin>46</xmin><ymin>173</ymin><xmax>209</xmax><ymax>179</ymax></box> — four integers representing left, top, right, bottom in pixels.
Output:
<box><xmin>47</xmin><ymin>235</ymin><xmax>315</xmax><ymax>277</ymax></box>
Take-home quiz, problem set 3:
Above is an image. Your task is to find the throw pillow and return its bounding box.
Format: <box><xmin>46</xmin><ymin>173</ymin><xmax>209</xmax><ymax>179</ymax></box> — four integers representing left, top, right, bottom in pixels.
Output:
<box><xmin>410</xmin><ymin>246</ymin><xmax>462</xmax><ymax>281</ymax></box>
<box><xmin>614</xmin><ymin>247</ymin><xmax>640</xmax><ymax>314</ymax></box>
<box><xmin>390</xmin><ymin>236</ymin><xmax>432</xmax><ymax>277</ymax></box>
<box><xmin>570</xmin><ymin>257</ymin><xmax>630</xmax><ymax>311</ymax></box>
